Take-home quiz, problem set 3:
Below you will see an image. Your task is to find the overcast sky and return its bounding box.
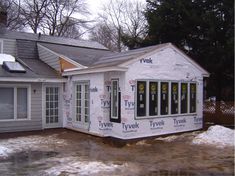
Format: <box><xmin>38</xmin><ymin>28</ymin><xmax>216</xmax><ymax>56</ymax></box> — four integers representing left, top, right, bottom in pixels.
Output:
<box><xmin>86</xmin><ymin>0</ymin><xmax>146</xmax><ymax>18</ymax></box>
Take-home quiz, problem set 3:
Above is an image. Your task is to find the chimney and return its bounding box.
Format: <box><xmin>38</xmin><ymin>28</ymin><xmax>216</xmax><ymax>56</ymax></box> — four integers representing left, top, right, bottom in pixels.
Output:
<box><xmin>0</xmin><ymin>8</ymin><xmax>7</xmax><ymax>25</ymax></box>
<box><xmin>0</xmin><ymin>8</ymin><xmax>7</xmax><ymax>33</ymax></box>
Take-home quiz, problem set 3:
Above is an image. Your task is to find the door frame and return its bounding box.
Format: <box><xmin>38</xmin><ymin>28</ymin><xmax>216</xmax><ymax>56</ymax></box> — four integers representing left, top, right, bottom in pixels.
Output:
<box><xmin>42</xmin><ymin>83</ymin><xmax>63</xmax><ymax>129</ymax></box>
<box><xmin>73</xmin><ymin>81</ymin><xmax>90</xmax><ymax>130</ymax></box>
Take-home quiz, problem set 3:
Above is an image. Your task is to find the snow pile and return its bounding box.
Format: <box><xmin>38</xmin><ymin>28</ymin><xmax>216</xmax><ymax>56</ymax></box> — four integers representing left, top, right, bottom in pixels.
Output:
<box><xmin>0</xmin><ymin>134</ymin><xmax>67</xmax><ymax>158</ymax></box>
<box><xmin>45</xmin><ymin>157</ymin><xmax>123</xmax><ymax>175</ymax></box>
<box><xmin>192</xmin><ymin>125</ymin><xmax>234</xmax><ymax>148</ymax></box>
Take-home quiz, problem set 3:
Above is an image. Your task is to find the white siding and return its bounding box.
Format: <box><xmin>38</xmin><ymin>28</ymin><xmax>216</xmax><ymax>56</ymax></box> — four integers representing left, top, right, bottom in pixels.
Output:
<box><xmin>37</xmin><ymin>44</ymin><xmax>61</xmax><ymax>72</ymax></box>
<box><xmin>2</xmin><ymin>39</ymin><xmax>16</xmax><ymax>56</ymax></box>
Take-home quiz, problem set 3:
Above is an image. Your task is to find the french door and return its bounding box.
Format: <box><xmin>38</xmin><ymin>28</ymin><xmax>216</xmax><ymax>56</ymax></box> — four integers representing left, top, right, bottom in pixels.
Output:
<box><xmin>75</xmin><ymin>82</ymin><xmax>90</xmax><ymax>129</ymax></box>
<box><xmin>43</xmin><ymin>85</ymin><xmax>62</xmax><ymax>128</ymax></box>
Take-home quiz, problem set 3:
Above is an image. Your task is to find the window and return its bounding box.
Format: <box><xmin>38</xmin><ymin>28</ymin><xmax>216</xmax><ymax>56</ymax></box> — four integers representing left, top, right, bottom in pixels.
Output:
<box><xmin>0</xmin><ymin>40</ymin><xmax>3</xmax><ymax>53</ymax></box>
<box><xmin>17</xmin><ymin>88</ymin><xmax>28</xmax><ymax>119</ymax></box>
<box><xmin>149</xmin><ymin>82</ymin><xmax>158</xmax><ymax>116</ymax></box>
<box><xmin>135</xmin><ymin>80</ymin><xmax>196</xmax><ymax>119</ymax></box>
<box><xmin>181</xmin><ymin>83</ymin><xmax>188</xmax><ymax>114</ymax></box>
<box><xmin>75</xmin><ymin>82</ymin><xmax>90</xmax><ymax>124</ymax></box>
<box><xmin>111</xmin><ymin>80</ymin><xmax>118</xmax><ymax>118</ymax></box>
<box><xmin>111</xmin><ymin>79</ymin><xmax>121</xmax><ymax>123</ymax></box>
<box><xmin>190</xmin><ymin>83</ymin><xmax>197</xmax><ymax>113</ymax></box>
<box><xmin>0</xmin><ymin>88</ymin><xmax>14</xmax><ymax>120</ymax></box>
<box><xmin>160</xmin><ymin>82</ymin><xmax>169</xmax><ymax>115</ymax></box>
<box><xmin>137</xmin><ymin>81</ymin><xmax>146</xmax><ymax>117</ymax></box>
<box><xmin>76</xmin><ymin>84</ymin><xmax>82</xmax><ymax>122</ymax></box>
<box><xmin>171</xmin><ymin>83</ymin><xmax>179</xmax><ymax>114</ymax></box>
<box><xmin>0</xmin><ymin>85</ymin><xmax>30</xmax><ymax>120</ymax></box>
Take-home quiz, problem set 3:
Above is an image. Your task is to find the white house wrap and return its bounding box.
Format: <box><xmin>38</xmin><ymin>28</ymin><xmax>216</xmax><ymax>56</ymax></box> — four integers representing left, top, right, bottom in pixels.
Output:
<box><xmin>63</xmin><ymin>43</ymin><xmax>208</xmax><ymax>139</ymax></box>
<box><xmin>0</xmin><ymin>31</ymin><xmax>208</xmax><ymax>139</ymax></box>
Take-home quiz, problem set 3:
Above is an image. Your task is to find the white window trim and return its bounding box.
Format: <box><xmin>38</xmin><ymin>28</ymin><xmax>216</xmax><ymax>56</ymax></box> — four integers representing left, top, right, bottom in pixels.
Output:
<box><xmin>111</xmin><ymin>79</ymin><xmax>119</xmax><ymax>120</ymax></box>
<box><xmin>135</xmin><ymin>79</ymin><xmax>197</xmax><ymax>120</ymax></box>
<box><xmin>0</xmin><ymin>84</ymin><xmax>31</xmax><ymax>121</ymax></box>
<box><xmin>73</xmin><ymin>81</ymin><xmax>90</xmax><ymax>126</ymax></box>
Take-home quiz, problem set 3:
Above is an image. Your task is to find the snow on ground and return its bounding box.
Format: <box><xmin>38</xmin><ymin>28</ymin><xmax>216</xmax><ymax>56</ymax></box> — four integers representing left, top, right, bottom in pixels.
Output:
<box><xmin>44</xmin><ymin>157</ymin><xmax>125</xmax><ymax>176</ymax></box>
<box><xmin>192</xmin><ymin>125</ymin><xmax>234</xmax><ymax>148</ymax></box>
<box><xmin>0</xmin><ymin>134</ymin><xmax>67</xmax><ymax>158</ymax></box>
<box><xmin>0</xmin><ymin>146</ymin><xmax>13</xmax><ymax>157</ymax></box>
<box><xmin>155</xmin><ymin>125</ymin><xmax>234</xmax><ymax>148</ymax></box>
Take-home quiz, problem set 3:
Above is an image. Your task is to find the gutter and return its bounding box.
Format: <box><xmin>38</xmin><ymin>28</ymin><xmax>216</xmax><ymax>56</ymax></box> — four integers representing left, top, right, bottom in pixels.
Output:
<box><xmin>0</xmin><ymin>77</ymin><xmax>67</xmax><ymax>83</ymax></box>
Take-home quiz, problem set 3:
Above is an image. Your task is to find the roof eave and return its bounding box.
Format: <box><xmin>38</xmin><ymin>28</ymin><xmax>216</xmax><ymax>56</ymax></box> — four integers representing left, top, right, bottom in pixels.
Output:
<box><xmin>0</xmin><ymin>77</ymin><xmax>67</xmax><ymax>82</ymax></box>
<box><xmin>62</xmin><ymin>66</ymin><xmax>128</xmax><ymax>76</ymax></box>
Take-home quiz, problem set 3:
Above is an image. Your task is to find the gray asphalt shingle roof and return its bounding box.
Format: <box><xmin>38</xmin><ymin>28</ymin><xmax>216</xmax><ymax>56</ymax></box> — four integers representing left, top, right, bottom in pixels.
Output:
<box><xmin>0</xmin><ymin>30</ymin><xmax>110</xmax><ymax>78</ymax></box>
<box><xmin>0</xmin><ymin>58</ymin><xmax>61</xmax><ymax>78</ymax></box>
<box><xmin>39</xmin><ymin>42</ymin><xmax>113</xmax><ymax>67</ymax></box>
<box><xmin>0</xmin><ymin>30</ymin><xmax>108</xmax><ymax>50</ymax></box>
<box><xmin>0</xmin><ymin>30</ymin><xmax>173</xmax><ymax>78</ymax></box>
<box><xmin>90</xmin><ymin>43</ymin><xmax>169</xmax><ymax>68</ymax></box>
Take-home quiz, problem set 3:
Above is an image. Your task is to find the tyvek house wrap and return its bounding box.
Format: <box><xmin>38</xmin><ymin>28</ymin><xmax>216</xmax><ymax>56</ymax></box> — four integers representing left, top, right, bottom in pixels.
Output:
<box><xmin>63</xmin><ymin>46</ymin><xmax>204</xmax><ymax>139</ymax></box>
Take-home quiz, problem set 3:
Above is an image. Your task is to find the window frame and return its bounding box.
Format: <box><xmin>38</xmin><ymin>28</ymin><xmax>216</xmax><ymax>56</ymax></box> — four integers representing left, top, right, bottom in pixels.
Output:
<box><xmin>189</xmin><ymin>83</ymin><xmax>197</xmax><ymax>113</ymax></box>
<box><xmin>0</xmin><ymin>84</ymin><xmax>31</xmax><ymax>121</ymax></box>
<box><xmin>0</xmin><ymin>39</ymin><xmax>3</xmax><ymax>53</ymax></box>
<box><xmin>111</xmin><ymin>79</ymin><xmax>119</xmax><ymax>120</ymax></box>
<box><xmin>74</xmin><ymin>81</ymin><xmax>90</xmax><ymax>124</ymax></box>
<box><xmin>135</xmin><ymin>80</ymin><xmax>197</xmax><ymax>120</ymax></box>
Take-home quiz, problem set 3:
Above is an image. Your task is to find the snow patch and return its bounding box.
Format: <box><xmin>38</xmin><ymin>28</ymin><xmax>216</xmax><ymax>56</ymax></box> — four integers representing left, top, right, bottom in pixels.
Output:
<box><xmin>0</xmin><ymin>146</ymin><xmax>12</xmax><ymax>158</ymax></box>
<box><xmin>136</xmin><ymin>140</ymin><xmax>151</xmax><ymax>146</ymax></box>
<box><xmin>45</xmin><ymin>157</ymin><xmax>123</xmax><ymax>175</ymax></box>
<box><xmin>0</xmin><ymin>54</ymin><xmax>15</xmax><ymax>65</ymax></box>
<box><xmin>192</xmin><ymin>125</ymin><xmax>234</xmax><ymax>148</ymax></box>
<box><xmin>0</xmin><ymin>134</ymin><xmax>67</xmax><ymax>158</ymax></box>
<box><xmin>154</xmin><ymin>125</ymin><xmax>234</xmax><ymax>148</ymax></box>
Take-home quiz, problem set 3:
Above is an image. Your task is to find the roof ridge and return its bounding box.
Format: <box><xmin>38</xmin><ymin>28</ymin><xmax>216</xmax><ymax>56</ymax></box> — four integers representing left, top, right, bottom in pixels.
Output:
<box><xmin>0</xmin><ymin>30</ymin><xmax>108</xmax><ymax>50</ymax></box>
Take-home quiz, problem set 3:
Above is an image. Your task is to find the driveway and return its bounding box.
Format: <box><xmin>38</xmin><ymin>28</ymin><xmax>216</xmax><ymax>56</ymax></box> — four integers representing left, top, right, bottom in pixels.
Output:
<box><xmin>0</xmin><ymin>128</ymin><xmax>234</xmax><ymax>176</ymax></box>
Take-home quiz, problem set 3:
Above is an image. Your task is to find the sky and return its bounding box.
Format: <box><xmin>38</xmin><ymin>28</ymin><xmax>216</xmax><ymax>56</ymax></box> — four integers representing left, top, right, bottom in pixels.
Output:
<box><xmin>80</xmin><ymin>0</ymin><xmax>146</xmax><ymax>39</ymax></box>
<box><xmin>86</xmin><ymin>0</ymin><xmax>146</xmax><ymax>18</ymax></box>
<box><xmin>86</xmin><ymin>0</ymin><xmax>108</xmax><ymax>16</ymax></box>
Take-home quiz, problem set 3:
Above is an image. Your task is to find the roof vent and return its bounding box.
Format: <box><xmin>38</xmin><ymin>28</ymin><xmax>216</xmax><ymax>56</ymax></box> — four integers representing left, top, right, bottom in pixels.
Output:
<box><xmin>2</xmin><ymin>61</ymin><xmax>26</xmax><ymax>73</ymax></box>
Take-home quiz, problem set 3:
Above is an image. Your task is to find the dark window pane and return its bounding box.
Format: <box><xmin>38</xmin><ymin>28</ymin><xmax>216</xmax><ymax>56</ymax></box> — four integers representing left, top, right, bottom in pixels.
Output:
<box><xmin>160</xmin><ymin>82</ymin><xmax>168</xmax><ymax>115</ymax></box>
<box><xmin>0</xmin><ymin>88</ymin><xmax>14</xmax><ymax>119</ymax></box>
<box><xmin>190</xmin><ymin>83</ymin><xmax>197</xmax><ymax>113</ymax></box>
<box><xmin>54</xmin><ymin>116</ymin><xmax>58</xmax><ymax>123</ymax></box>
<box><xmin>171</xmin><ymin>83</ymin><xmax>178</xmax><ymax>114</ymax></box>
<box><xmin>137</xmin><ymin>81</ymin><xmax>146</xmax><ymax>116</ymax></box>
<box><xmin>112</xmin><ymin>80</ymin><xmax>118</xmax><ymax>117</ymax></box>
<box><xmin>181</xmin><ymin>83</ymin><xmax>188</xmax><ymax>113</ymax></box>
<box><xmin>149</xmin><ymin>82</ymin><xmax>158</xmax><ymax>116</ymax></box>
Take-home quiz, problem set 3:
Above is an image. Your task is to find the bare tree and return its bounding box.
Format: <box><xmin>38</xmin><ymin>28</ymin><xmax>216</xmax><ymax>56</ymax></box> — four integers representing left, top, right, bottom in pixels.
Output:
<box><xmin>41</xmin><ymin>0</ymin><xmax>89</xmax><ymax>38</ymax></box>
<box><xmin>57</xmin><ymin>17</ymin><xmax>89</xmax><ymax>39</ymax></box>
<box><xmin>20</xmin><ymin>0</ymin><xmax>49</xmax><ymax>34</ymax></box>
<box><xmin>0</xmin><ymin>0</ymin><xmax>25</xmax><ymax>31</ymax></box>
<box><xmin>121</xmin><ymin>1</ymin><xmax>147</xmax><ymax>49</ymax></box>
<box><xmin>90</xmin><ymin>23</ymin><xmax>119</xmax><ymax>51</ymax></box>
<box><xmin>90</xmin><ymin>0</ymin><xmax>147</xmax><ymax>51</ymax></box>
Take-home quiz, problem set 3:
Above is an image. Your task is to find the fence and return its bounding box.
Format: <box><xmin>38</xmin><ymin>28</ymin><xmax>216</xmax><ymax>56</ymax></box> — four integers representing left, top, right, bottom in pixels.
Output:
<box><xmin>203</xmin><ymin>101</ymin><xmax>234</xmax><ymax>128</ymax></box>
